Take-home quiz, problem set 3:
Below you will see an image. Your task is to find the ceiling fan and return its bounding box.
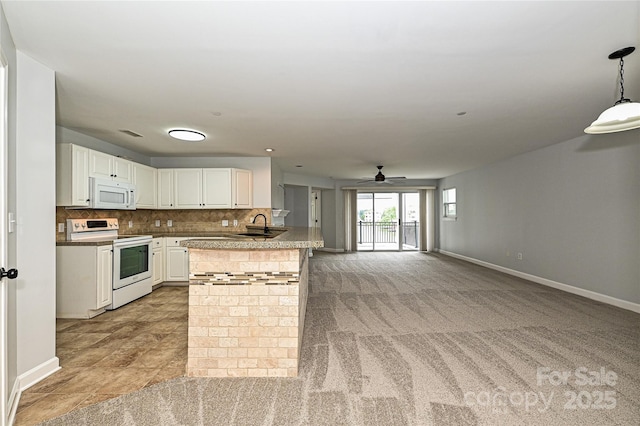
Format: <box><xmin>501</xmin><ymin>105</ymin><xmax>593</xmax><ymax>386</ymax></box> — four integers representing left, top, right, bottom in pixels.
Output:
<box><xmin>357</xmin><ymin>165</ymin><xmax>406</xmax><ymax>184</ymax></box>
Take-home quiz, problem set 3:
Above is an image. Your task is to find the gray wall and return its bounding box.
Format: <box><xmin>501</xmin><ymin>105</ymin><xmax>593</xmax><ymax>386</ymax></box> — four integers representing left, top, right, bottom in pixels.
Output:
<box><xmin>284</xmin><ymin>185</ymin><xmax>310</xmax><ymax>227</ymax></box>
<box><xmin>438</xmin><ymin>131</ymin><xmax>640</xmax><ymax>304</ymax></box>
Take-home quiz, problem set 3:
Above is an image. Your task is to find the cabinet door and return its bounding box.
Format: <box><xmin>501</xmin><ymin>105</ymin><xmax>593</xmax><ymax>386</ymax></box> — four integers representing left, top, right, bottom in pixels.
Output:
<box><xmin>57</xmin><ymin>144</ymin><xmax>90</xmax><ymax>207</ymax></box>
<box><xmin>96</xmin><ymin>246</ymin><xmax>113</xmax><ymax>308</ymax></box>
<box><xmin>157</xmin><ymin>169</ymin><xmax>174</xmax><ymax>208</ymax></box>
<box><xmin>152</xmin><ymin>247</ymin><xmax>164</xmax><ymax>285</ymax></box>
<box><xmin>165</xmin><ymin>246</ymin><xmax>189</xmax><ymax>281</ymax></box>
<box><xmin>112</xmin><ymin>157</ymin><xmax>133</xmax><ymax>183</ymax></box>
<box><xmin>233</xmin><ymin>169</ymin><xmax>253</xmax><ymax>208</ymax></box>
<box><xmin>133</xmin><ymin>163</ymin><xmax>157</xmax><ymax>208</ymax></box>
<box><xmin>89</xmin><ymin>150</ymin><xmax>113</xmax><ymax>180</ymax></box>
<box><xmin>174</xmin><ymin>168</ymin><xmax>203</xmax><ymax>208</ymax></box>
<box><xmin>202</xmin><ymin>168</ymin><xmax>232</xmax><ymax>208</ymax></box>
<box><xmin>72</xmin><ymin>145</ymin><xmax>90</xmax><ymax>206</ymax></box>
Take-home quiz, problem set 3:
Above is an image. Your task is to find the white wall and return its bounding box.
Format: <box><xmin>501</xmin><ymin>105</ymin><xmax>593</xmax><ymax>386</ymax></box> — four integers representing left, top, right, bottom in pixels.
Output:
<box><xmin>15</xmin><ymin>52</ymin><xmax>58</xmax><ymax>383</ymax></box>
<box><xmin>270</xmin><ymin>160</ymin><xmax>284</xmax><ymax>209</ymax></box>
<box><xmin>56</xmin><ymin>126</ymin><xmax>152</xmax><ymax>166</ymax></box>
<box><xmin>151</xmin><ymin>156</ymin><xmax>272</xmax><ymax>208</ymax></box>
<box><xmin>439</xmin><ymin>131</ymin><xmax>640</xmax><ymax>306</ymax></box>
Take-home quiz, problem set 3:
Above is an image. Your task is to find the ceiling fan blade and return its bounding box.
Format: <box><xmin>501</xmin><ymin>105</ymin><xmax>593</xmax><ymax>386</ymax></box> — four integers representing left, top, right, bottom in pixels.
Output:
<box><xmin>386</xmin><ymin>176</ymin><xmax>406</xmax><ymax>180</ymax></box>
<box><xmin>357</xmin><ymin>179</ymin><xmax>375</xmax><ymax>184</ymax></box>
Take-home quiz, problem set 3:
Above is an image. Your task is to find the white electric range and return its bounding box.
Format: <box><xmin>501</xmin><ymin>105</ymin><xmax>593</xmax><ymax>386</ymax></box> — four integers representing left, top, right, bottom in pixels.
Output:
<box><xmin>65</xmin><ymin>218</ymin><xmax>153</xmax><ymax>310</ymax></box>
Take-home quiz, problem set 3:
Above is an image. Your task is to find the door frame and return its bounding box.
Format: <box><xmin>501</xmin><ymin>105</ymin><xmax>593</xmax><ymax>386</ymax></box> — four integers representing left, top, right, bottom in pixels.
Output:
<box><xmin>310</xmin><ymin>190</ymin><xmax>321</xmax><ymax>229</ymax></box>
<box><xmin>0</xmin><ymin>49</ymin><xmax>9</xmax><ymax>425</ymax></box>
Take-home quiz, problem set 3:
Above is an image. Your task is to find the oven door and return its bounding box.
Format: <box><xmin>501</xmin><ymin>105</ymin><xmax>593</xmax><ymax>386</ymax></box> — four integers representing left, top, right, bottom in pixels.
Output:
<box><xmin>113</xmin><ymin>238</ymin><xmax>152</xmax><ymax>290</ymax></box>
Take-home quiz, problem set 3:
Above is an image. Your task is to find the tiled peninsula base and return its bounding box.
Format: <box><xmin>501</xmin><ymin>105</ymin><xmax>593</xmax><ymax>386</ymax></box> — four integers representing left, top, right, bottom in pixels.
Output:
<box><xmin>187</xmin><ymin>248</ymin><xmax>309</xmax><ymax>378</ymax></box>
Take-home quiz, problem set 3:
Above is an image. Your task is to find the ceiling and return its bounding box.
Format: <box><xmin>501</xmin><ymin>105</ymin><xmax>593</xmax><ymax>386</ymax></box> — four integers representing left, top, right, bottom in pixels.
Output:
<box><xmin>2</xmin><ymin>1</ymin><xmax>639</xmax><ymax>181</ymax></box>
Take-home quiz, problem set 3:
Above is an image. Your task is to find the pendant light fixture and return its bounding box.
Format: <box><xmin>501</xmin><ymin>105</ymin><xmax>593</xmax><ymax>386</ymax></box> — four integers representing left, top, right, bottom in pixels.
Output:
<box><xmin>585</xmin><ymin>46</ymin><xmax>640</xmax><ymax>134</ymax></box>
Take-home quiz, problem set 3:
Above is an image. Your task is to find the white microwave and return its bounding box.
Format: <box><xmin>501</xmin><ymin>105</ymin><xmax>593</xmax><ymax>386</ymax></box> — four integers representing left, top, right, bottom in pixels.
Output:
<box><xmin>90</xmin><ymin>177</ymin><xmax>136</xmax><ymax>210</ymax></box>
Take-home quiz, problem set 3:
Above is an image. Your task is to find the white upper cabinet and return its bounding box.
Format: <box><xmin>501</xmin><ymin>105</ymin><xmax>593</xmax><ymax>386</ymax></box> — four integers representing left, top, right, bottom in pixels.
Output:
<box><xmin>174</xmin><ymin>168</ymin><xmax>204</xmax><ymax>208</ymax></box>
<box><xmin>157</xmin><ymin>169</ymin><xmax>175</xmax><ymax>209</ymax></box>
<box><xmin>132</xmin><ymin>162</ymin><xmax>157</xmax><ymax>209</ymax></box>
<box><xmin>56</xmin><ymin>143</ymin><xmax>90</xmax><ymax>207</ymax></box>
<box><xmin>89</xmin><ymin>150</ymin><xmax>132</xmax><ymax>183</ymax></box>
<box><xmin>203</xmin><ymin>168</ymin><xmax>232</xmax><ymax>208</ymax></box>
<box><xmin>232</xmin><ymin>168</ymin><xmax>253</xmax><ymax>209</ymax></box>
<box><xmin>159</xmin><ymin>168</ymin><xmax>252</xmax><ymax>209</ymax></box>
<box><xmin>57</xmin><ymin>143</ymin><xmax>255</xmax><ymax>210</ymax></box>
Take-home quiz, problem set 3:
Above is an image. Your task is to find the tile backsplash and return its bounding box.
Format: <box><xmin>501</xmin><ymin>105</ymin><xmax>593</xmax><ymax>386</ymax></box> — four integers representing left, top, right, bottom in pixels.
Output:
<box><xmin>56</xmin><ymin>207</ymin><xmax>271</xmax><ymax>241</ymax></box>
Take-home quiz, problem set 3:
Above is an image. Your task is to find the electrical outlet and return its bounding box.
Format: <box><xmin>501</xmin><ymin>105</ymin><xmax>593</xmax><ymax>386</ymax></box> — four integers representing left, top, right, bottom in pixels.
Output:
<box><xmin>155</xmin><ymin>220</ymin><xmax>160</xmax><ymax>227</ymax></box>
<box><xmin>222</xmin><ymin>220</ymin><xmax>229</xmax><ymax>227</ymax></box>
<box><xmin>233</xmin><ymin>219</ymin><xmax>238</xmax><ymax>227</ymax></box>
<box><xmin>128</xmin><ymin>220</ymin><xmax>133</xmax><ymax>228</ymax></box>
<box><xmin>517</xmin><ymin>252</ymin><xmax>523</xmax><ymax>260</ymax></box>
<box><xmin>167</xmin><ymin>219</ymin><xmax>173</xmax><ymax>227</ymax></box>
<box><xmin>58</xmin><ymin>223</ymin><xmax>65</xmax><ymax>233</ymax></box>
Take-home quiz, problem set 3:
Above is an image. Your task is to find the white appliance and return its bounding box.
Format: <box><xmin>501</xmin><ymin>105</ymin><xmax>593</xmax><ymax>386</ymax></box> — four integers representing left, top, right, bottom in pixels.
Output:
<box><xmin>90</xmin><ymin>177</ymin><xmax>136</xmax><ymax>210</ymax></box>
<box><xmin>66</xmin><ymin>218</ymin><xmax>152</xmax><ymax>310</ymax></box>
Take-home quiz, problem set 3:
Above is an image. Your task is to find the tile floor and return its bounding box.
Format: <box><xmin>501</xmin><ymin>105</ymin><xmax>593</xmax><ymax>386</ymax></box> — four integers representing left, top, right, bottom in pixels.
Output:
<box><xmin>15</xmin><ymin>286</ymin><xmax>189</xmax><ymax>425</ymax></box>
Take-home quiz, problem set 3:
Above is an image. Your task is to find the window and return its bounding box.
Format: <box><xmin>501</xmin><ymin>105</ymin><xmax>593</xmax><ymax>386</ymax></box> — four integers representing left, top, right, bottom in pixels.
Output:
<box><xmin>443</xmin><ymin>188</ymin><xmax>457</xmax><ymax>219</ymax></box>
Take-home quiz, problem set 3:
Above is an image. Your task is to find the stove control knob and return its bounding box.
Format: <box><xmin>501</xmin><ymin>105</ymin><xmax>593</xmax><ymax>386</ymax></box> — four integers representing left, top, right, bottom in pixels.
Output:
<box><xmin>74</xmin><ymin>223</ymin><xmax>80</xmax><ymax>229</ymax></box>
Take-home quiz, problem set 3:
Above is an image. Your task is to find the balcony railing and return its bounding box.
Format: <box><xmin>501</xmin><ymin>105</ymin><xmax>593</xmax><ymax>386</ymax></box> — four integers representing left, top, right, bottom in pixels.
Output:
<box><xmin>357</xmin><ymin>221</ymin><xmax>419</xmax><ymax>247</ymax></box>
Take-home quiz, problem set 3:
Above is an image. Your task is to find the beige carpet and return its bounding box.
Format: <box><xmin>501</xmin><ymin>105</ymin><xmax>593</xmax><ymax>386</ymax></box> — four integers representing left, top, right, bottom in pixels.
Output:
<box><xmin>40</xmin><ymin>252</ymin><xmax>640</xmax><ymax>425</ymax></box>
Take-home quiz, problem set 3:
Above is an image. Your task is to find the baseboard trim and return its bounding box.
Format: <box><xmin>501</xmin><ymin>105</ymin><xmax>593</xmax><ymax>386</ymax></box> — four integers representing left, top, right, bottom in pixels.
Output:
<box><xmin>438</xmin><ymin>250</ymin><xmax>640</xmax><ymax>314</ymax></box>
<box><xmin>6</xmin><ymin>357</ymin><xmax>60</xmax><ymax>425</ymax></box>
<box><xmin>7</xmin><ymin>377</ymin><xmax>20</xmax><ymax>426</ymax></box>
<box><xmin>315</xmin><ymin>247</ymin><xmax>345</xmax><ymax>253</ymax></box>
<box><xmin>18</xmin><ymin>357</ymin><xmax>61</xmax><ymax>391</ymax></box>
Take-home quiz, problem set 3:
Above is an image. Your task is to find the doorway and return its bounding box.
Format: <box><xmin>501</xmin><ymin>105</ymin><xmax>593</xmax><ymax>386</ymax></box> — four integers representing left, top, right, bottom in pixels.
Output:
<box><xmin>356</xmin><ymin>192</ymin><xmax>420</xmax><ymax>251</ymax></box>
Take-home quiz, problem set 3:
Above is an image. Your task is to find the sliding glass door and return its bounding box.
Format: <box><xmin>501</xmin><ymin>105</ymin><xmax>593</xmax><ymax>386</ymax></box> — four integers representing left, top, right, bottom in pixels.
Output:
<box><xmin>356</xmin><ymin>192</ymin><xmax>419</xmax><ymax>251</ymax></box>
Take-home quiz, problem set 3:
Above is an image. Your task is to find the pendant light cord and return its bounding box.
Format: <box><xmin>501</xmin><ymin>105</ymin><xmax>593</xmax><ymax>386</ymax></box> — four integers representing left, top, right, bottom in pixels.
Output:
<box><xmin>616</xmin><ymin>57</ymin><xmax>631</xmax><ymax>105</ymax></box>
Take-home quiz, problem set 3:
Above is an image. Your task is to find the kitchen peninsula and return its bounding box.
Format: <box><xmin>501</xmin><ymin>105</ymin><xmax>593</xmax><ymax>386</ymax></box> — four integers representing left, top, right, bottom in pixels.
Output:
<box><xmin>182</xmin><ymin>226</ymin><xmax>323</xmax><ymax>378</ymax></box>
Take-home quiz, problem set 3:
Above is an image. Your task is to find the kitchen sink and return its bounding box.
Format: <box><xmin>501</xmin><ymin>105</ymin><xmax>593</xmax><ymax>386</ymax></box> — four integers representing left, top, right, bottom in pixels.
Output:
<box><xmin>235</xmin><ymin>232</ymin><xmax>279</xmax><ymax>238</ymax></box>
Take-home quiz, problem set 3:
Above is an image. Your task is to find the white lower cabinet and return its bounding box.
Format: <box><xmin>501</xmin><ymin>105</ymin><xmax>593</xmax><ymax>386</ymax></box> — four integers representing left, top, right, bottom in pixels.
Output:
<box><xmin>57</xmin><ymin>244</ymin><xmax>113</xmax><ymax>318</ymax></box>
<box><xmin>165</xmin><ymin>238</ymin><xmax>189</xmax><ymax>281</ymax></box>
<box><xmin>152</xmin><ymin>238</ymin><xmax>165</xmax><ymax>285</ymax></box>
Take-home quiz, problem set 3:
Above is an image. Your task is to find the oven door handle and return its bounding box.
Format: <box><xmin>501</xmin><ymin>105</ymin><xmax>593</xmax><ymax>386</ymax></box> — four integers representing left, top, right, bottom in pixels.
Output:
<box><xmin>113</xmin><ymin>239</ymin><xmax>152</xmax><ymax>250</ymax></box>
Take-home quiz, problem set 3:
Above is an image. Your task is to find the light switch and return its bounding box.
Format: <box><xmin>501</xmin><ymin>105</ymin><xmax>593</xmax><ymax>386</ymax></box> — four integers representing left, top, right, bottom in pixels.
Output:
<box><xmin>167</xmin><ymin>220</ymin><xmax>173</xmax><ymax>227</ymax></box>
<box><xmin>222</xmin><ymin>220</ymin><xmax>229</xmax><ymax>227</ymax></box>
<box><xmin>128</xmin><ymin>220</ymin><xmax>133</xmax><ymax>228</ymax></box>
<box><xmin>58</xmin><ymin>223</ymin><xmax>65</xmax><ymax>233</ymax></box>
<box><xmin>155</xmin><ymin>220</ymin><xmax>160</xmax><ymax>227</ymax></box>
<box><xmin>233</xmin><ymin>219</ymin><xmax>238</xmax><ymax>227</ymax></box>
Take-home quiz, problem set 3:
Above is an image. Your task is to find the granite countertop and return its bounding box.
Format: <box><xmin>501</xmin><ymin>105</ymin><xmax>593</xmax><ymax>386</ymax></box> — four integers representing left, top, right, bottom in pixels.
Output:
<box><xmin>56</xmin><ymin>240</ymin><xmax>115</xmax><ymax>247</ymax></box>
<box><xmin>180</xmin><ymin>226</ymin><xmax>324</xmax><ymax>250</ymax></box>
<box><xmin>57</xmin><ymin>226</ymin><xmax>324</xmax><ymax>249</ymax></box>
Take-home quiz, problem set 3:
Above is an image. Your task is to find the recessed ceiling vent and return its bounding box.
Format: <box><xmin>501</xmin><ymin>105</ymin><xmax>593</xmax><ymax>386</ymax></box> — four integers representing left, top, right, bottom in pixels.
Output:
<box><xmin>119</xmin><ymin>129</ymin><xmax>143</xmax><ymax>138</ymax></box>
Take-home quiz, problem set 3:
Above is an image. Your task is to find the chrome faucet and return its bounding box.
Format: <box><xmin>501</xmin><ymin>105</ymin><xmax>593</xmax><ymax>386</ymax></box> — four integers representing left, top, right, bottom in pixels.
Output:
<box><xmin>253</xmin><ymin>214</ymin><xmax>269</xmax><ymax>233</ymax></box>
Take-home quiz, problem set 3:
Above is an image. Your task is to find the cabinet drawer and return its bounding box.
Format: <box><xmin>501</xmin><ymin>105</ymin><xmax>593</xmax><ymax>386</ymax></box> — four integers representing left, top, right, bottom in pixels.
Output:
<box><xmin>152</xmin><ymin>238</ymin><xmax>164</xmax><ymax>248</ymax></box>
<box><xmin>165</xmin><ymin>237</ymin><xmax>186</xmax><ymax>247</ymax></box>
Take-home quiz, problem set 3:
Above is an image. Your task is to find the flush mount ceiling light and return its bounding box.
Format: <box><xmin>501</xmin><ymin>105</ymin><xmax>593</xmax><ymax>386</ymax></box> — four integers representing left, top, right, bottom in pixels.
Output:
<box><xmin>585</xmin><ymin>46</ymin><xmax>640</xmax><ymax>134</ymax></box>
<box><xmin>168</xmin><ymin>129</ymin><xmax>206</xmax><ymax>141</ymax></box>
<box><xmin>265</xmin><ymin>148</ymin><xmax>274</xmax><ymax>152</ymax></box>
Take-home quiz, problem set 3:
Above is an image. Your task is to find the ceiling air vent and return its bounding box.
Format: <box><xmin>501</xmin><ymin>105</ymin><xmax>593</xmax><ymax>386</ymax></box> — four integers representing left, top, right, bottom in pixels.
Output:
<box><xmin>119</xmin><ymin>129</ymin><xmax>143</xmax><ymax>138</ymax></box>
